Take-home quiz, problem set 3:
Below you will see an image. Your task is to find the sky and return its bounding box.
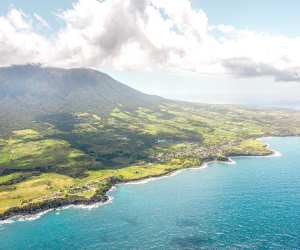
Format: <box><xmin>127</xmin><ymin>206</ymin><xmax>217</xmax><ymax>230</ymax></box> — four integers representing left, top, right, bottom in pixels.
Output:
<box><xmin>0</xmin><ymin>0</ymin><xmax>299</xmax><ymax>107</ymax></box>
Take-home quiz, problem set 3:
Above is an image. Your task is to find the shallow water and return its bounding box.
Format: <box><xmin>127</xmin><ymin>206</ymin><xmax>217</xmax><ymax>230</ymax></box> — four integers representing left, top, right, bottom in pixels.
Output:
<box><xmin>1</xmin><ymin>137</ymin><xmax>300</xmax><ymax>249</ymax></box>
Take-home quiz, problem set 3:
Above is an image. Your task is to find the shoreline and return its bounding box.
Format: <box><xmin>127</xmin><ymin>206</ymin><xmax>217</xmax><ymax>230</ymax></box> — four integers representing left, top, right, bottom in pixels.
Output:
<box><xmin>0</xmin><ymin>137</ymin><xmax>282</xmax><ymax>223</ymax></box>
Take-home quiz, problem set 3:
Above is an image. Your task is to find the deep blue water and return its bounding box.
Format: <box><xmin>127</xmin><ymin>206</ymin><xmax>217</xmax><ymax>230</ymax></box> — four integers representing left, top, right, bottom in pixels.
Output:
<box><xmin>1</xmin><ymin>137</ymin><xmax>300</xmax><ymax>249</ymax></box>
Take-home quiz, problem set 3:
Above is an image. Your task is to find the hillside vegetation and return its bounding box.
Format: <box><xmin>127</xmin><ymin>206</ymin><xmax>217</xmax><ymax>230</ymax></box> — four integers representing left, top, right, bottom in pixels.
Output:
<box><xmin>0</xmin><ymin>65</ymin><xmax>300</xmax><ymax>219</ymax></box>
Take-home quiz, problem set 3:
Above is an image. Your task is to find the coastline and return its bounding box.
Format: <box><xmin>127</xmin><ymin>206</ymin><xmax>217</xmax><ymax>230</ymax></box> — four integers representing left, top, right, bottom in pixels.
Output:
<box><xmin>0</xmin><ymin>137</ymin><xmax>281</xmax><ymax>223</ymax></box>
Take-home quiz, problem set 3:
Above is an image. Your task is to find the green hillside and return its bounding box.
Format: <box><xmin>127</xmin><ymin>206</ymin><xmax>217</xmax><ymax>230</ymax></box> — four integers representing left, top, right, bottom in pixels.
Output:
<box><xmin>0</xmin><ymin>65</ymin><xmax>300</xmax><ymax>219</ymax></box>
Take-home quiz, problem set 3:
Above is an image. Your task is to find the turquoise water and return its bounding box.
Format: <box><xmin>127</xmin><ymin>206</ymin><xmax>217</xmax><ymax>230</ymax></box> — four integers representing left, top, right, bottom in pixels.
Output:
<box><xmin>1</xmin><ymin>137</ymin><xmax>300</xmax><ymax>249</ymax></box>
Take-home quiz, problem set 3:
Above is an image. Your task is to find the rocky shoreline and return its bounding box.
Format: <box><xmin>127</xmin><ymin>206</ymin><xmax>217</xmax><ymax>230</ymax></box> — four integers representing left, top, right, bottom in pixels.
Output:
<box><xmin>0</xmin><ymin>151</ymin><xmax>275</xmax><ymax>221</ymax></box>
<box><xmin>0</xmin><ymin>185</ymin><xmax>111</xmax><ymax>221</ymax></box>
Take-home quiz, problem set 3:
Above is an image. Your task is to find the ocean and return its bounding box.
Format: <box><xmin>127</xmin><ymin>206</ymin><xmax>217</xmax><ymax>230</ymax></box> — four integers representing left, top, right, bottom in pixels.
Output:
<box><xmin>1</xmin><ymin>137</ymin><xmax>300</xmax><ymax>249</ymax></box>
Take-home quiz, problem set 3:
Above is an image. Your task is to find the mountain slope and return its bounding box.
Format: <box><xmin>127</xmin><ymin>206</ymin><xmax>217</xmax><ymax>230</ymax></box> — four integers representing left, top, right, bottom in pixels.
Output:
<box><xmin>0</xmin><ymin>65</ymin><xmax>300</xmax><ymax>219</ymax></box>
<box><xmin>0</xmin><ymin>64</ymin><xmax>162</xmax><ymax>134</ymax></box>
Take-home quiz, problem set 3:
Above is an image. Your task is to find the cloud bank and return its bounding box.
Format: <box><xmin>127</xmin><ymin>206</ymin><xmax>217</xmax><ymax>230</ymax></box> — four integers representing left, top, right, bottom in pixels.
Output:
<box><xmin>1</xmin><ymin>0</ymin><xmax>300</xmax><ymax>82</ymax></box>
<box><xmin>222</xmin><ymin>58</ymin><xmax>300</xmax><ymax>82</ymax></box>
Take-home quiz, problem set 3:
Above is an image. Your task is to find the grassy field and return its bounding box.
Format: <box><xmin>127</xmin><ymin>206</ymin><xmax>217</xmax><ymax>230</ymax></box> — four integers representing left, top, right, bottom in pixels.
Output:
<box><xmin>0</xmin><ymin>129</ymin><xmax>94</xmax><ymax>177</ymax></box>
<box><xmin>0</xmin><ymin>162</ymin><xmax>202</xmax><ymax>215</ymax></box>
<box><xmin>0</xmin><ymin>103</ymin><xmax>300</xmax><ymax>217</ymax></box>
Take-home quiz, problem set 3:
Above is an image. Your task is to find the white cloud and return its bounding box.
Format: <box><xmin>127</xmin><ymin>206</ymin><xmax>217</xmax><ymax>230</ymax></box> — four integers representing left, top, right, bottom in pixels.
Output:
<box><xmin>222</xmin><ymin>57</ymin><xmax>300</xmax><ymax>82</ymax></box>
<box><xmin>6</xmin><ymin>8</ymin><xmax>31</xmax><ymax>30</ymax></box>
<box><xmin>51</xmin><ymin>0</ymin><xmax>217</xmax><ymax>72</ymax></box>
<box><xmin>0</xmin><ymin>0</ymin><xmax>300</xmax><ymax>82</ymax></box>
<box><xmin>0</xmin><ymin>9</ymin><xmax>50</xmax><ymax>65</ymax></box>
<box><xmin>33</xmin><ymin>13</ymin><xmax>50</xmax><ymax>29</ymax></box>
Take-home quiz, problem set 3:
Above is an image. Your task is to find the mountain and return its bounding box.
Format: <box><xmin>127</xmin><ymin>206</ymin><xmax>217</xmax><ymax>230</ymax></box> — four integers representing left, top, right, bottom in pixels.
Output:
<box><xmin>0</xmin><ymin>64</ymin><xmax>162</xmax><ymax>134</ymax></box>
<box><xmin>1</xmin><ymin>65</ymin><xmax>300</xmax><ymax>219</ymax></box>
